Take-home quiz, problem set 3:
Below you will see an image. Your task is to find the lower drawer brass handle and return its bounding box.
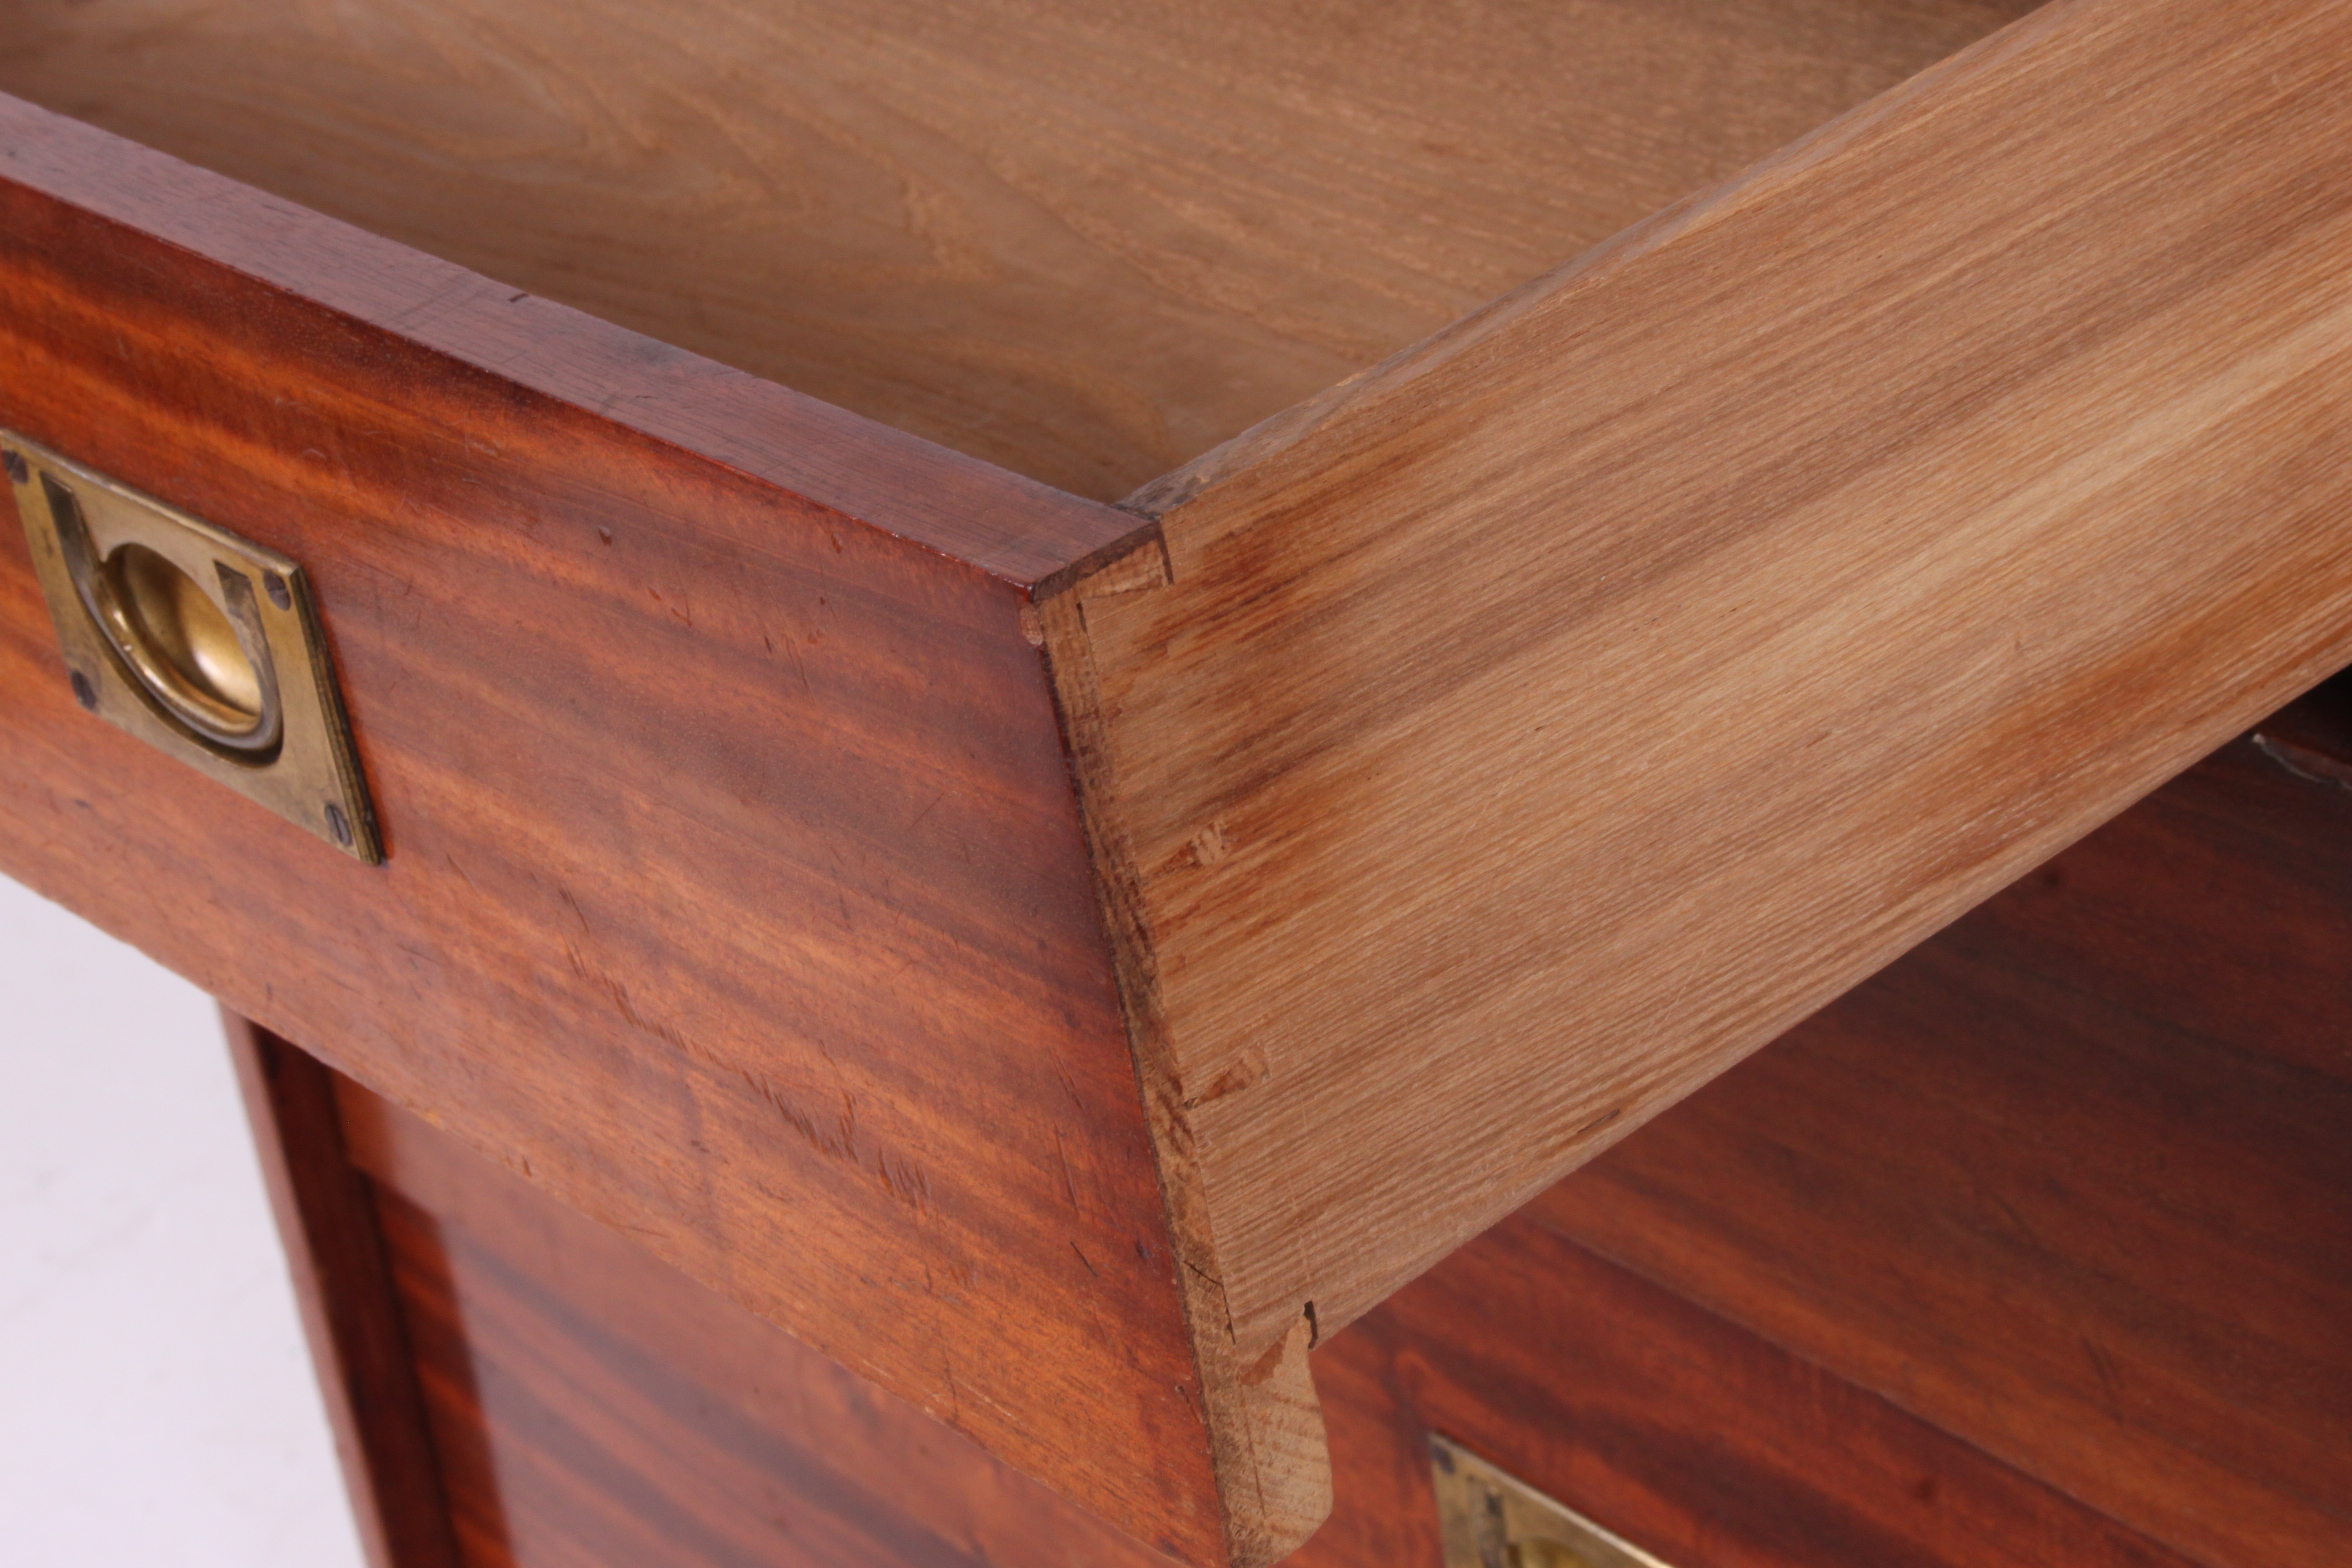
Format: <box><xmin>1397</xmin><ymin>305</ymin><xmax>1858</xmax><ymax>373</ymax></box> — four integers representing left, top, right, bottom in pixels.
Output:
<box><xmin>1432</xmin><ymin>1436</ymin><xmax>1674</xmax><ymax>1568</ymax></box>
<box><xmin>3</xmin><ymin>430</ymin><xmax>380</xmax><ymax>862</ymax></box>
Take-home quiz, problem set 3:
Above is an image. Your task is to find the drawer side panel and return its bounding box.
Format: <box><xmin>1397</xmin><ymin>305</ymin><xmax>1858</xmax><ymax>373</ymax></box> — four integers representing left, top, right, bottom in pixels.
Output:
<box><xmin>1055</xmin><ymin>0</ymin><xmax>2352</xmax><ymax>1365</ymax></box>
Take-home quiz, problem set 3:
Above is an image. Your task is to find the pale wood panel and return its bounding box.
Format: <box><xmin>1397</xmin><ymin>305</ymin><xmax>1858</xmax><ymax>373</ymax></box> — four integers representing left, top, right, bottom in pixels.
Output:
<box><xmin>1047</xmin><ymin>0</ymin><xmax>2352</xmax><ymax>1368</ymax></box>
<box><xmin>0</xmin><ymin>0</ymin><xmax>2024</xmax><ymax>498</ymax></box>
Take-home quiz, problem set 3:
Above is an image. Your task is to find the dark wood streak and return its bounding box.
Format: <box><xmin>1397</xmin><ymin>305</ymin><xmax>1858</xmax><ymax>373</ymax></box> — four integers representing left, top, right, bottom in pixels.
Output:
<box><xmin>225</xmin><ymin>1014</ymin><xmax>462</xmax><ymax>1568</ymax></box>
<box><xmin>335</xmin><ymin>982</ymin><xmax>2227</xmax><ymax>1568</ymax></box>
<box><xmin>11</xmin><ymin>7</ymin><xmax>2348</xmax><ymax>1558</ymax></box>
<box><xmin>0</xmin><ymin>93</ymin><xmax>1220</xmax><ymax>1561</ymax></box>
<box><xmin>339</xmin><ymin>1074</ymin><xmax>1181</xmax><ymax>1568</ymax></box>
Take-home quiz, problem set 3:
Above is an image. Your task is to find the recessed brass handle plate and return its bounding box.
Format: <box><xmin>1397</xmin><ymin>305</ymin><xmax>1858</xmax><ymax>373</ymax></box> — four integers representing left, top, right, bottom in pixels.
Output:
<box><xmin>4</xmin><ymin>430</ymin><xmax>380</xmax><ymax>863</ymax></box>
<box><xmin>1432</xmin><ymin>1435</ymin><xmax>1675</xmax><ymax>1568</ymax></box>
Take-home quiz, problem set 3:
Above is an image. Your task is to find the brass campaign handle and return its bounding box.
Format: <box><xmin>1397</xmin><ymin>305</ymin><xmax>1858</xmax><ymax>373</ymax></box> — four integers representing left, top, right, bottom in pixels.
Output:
<box><xmin>3</xmin><ymin>431</ymin><xmax>380</xmax><ymax>863</ymax></box>
<box><xmin>41</xmin><ymin>469</ymin><xmax>287</xmax><ymax>759</ymax></box>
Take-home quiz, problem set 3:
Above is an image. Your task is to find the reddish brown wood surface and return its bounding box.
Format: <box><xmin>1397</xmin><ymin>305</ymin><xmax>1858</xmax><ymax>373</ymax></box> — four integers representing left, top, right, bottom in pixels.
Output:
<box><xmin>226</xmin><ymin>1013</ymin><xmax>460</xmax><ymax>1568</ymax></box>
<box><xmin>328</xmin><ymin>1026</ymin><xmax>2226</xmax><ymax>1568</ymax></box>
<box><xmin>0</xmin><ymin>94</ymin><xmax>1224</xmax><ymax>1560</ymax></box>
<box><xmin>1301</xmin><ymin>1217</ymin><xmax>2201</xmax><ymax>1568</ymax></box>
<box><xmin>230</xmin><ymin>711</ymin><xmax>2350</xmax><ymax>1568</ymax></box>
<box><xmin>14</xmin><ymin>13</ymin><xmax>2347</xmax><ymax>1558</ymax></box>
<box><xmin>339</xmin><ymin>1075</ymin><xmax>1178</xmax><ymax>1568</ymax></box>
<box><xmin>1540</xmin><ymin>696</ymin><xmax>2352</xmax><ymax>1568</ymax></box>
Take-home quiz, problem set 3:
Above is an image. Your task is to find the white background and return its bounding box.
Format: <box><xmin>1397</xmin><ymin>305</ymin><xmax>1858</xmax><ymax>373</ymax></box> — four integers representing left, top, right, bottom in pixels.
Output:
<box><xmin>0</xmin><ymin>872</ymin><xmax>364</xmax><ymax>1566</ymax></box>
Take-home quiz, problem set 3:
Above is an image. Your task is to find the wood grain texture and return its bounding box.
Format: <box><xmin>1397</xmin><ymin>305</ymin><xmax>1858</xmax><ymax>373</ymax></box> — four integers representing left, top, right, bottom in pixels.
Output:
<box><xmin>0</xmin><ymin>93</ymin><xmax>1130</xmax><ymax>585</ymax></box>
<box><xmin>0</xmin><ymin>96</ymin><xmax>1247</xmax><ymax>1562</ymax></box>
<box><xmin>1299</xmin><ymin>1216</ymin><xmax>2204</xmax><ymax>1568</ymax></box>
<box><xmin>1539</xmin><ymin>712</ymin><xmax>2352</xmax><ymax>1567</ymax></box>
<box><xmin>333</xmin><ymin>1010</ymin><xmax>2233</xmax><ymax>1568</ymax></box>
<box><xmin>0</xmin><ymin>0</ymin><xmax>2027</xmax><ymax>499</ymax></box>
<box><xmin>1040</xmin><ymin>568</ymin><xmax>1330</xmax><ymax>1568</ymax></box>
<box><xmin>274</xmin><ymin>706</ymin><xmax>2347</xmax><ymax>1568</ymax></box>
<box><xmin>1048</xmin><ymin>0</ymin><xmax>2352</xmax><ymax>1366</ymax></box>
<box><xmin>225</xmin><ymin>1013</ymin><xmax>462</xmax><ymax>1568</ymax></box>
<box><xmin>336</xmin><ymin>1073</ymin><xmax>1181</xmax><ymax>1568</ymax></box>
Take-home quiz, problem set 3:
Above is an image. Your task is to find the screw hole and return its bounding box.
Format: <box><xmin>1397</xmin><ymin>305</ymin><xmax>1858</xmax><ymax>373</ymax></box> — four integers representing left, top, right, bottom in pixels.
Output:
<box><xmin>264</xmin><ymin>571</ymin><xmax>292</xmax><ymax>611</ymax></box>
<box><xmin>325</xmin><ymin>801</ymin><xmax>353</xmax><ymax>848</ymax></box>
<box><xmin>69</xmin><ymin>669</ymin><xmax>96</xmax><ymax>710</ymax></box>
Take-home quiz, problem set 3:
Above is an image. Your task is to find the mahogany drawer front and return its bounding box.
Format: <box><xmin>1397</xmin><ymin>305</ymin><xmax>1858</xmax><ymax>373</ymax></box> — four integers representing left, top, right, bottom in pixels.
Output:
<box><xmin>6</xmin><ymin>1</ymin><xmax>2352</xmax><ymax>1564</ymax></box>
<box><xmin>0</xmin><ymin>98</ymin><xmax>1212</xmax><ymax>1564</ymax></box>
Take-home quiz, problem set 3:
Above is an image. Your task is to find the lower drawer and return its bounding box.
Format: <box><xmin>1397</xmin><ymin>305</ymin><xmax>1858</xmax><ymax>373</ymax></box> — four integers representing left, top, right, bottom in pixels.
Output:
<box><xmin>232</xmin><ymin>683</ymin><xmax>2352</xmax><ymax>1567</ymax></box>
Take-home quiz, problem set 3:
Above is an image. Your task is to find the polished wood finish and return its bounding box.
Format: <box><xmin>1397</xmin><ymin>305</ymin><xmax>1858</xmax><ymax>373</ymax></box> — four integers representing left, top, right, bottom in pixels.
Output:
<box><xmin>337</xmin><ymin>1075</ymin><xmax>1178</xmax><ymax>1568</ymax></box>
<box><xmin>1540</xmin><ymin>703</ymin><xmax>2352</xmax><ymax>1567</ymax></box>
<box><xmin>1304</xmin><ymin>1220</ymin><xmax>2201</xmax><ymax>1568</ymax></box>
<box><xmin>318</xmin><ymin>802</ymin><xmax>2321</xmax><ymax>1568</ymax></box>
<box><xmin>1046</xmin><ymin>0</ymin><xmax>2352</xmax><ymax>1368</ymax></box>
<box><xmin>229</xmin><ymin>690</ymin><xmax>2342</xmax><ymax>1566</ymax></box>
<box><xmin>8</xmin><ymin>1</ymin><xmax>2349</xmax><ymax>1559</ymax></box>
<box><xmin>0</xmin><ymin>94</ymin><xmax>1239</xmax><ymax>1562</ymax></box>
<box><xmin>316</xmin><ymin>1049</ymin><xmax>2200</xmax><ymax>1568</ymax></box>
<box><xmin>0</xmin><ymin>0</ymin><xmax>2028</xmax><ymax>499</ymax></box>
<box><xmin>225</xmin><ymin>1013</ymin><xmax>461</xmax><ymax>1568</ymax></box>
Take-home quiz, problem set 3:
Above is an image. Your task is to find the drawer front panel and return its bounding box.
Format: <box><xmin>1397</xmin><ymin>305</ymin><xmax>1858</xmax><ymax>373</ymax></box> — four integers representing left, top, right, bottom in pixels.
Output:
<box><xmin>0</xmin><ymin>93</ymin><xmax>1220</xmax><ymax>1562</ymax></box>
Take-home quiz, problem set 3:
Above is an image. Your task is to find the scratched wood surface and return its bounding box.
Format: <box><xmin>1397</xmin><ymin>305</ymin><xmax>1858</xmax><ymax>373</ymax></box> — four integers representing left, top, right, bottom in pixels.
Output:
<box><xmin>0</xmin><ymin>0</ymin><xmax>2028</xmax><ymax>499</ymax></box>
<box><xmin>0</xmin><ymin>95</ymin><xmax>1250</xmax><ymax>1563</ymax></box>
<box><xmin>1047</xmin><ymin>0</ymin><xmax>2352</xmax><ymax>1368</ymax></box>
<box><xmin>1542</xmin><ymin>703</ymin><xmax>2352</xmax><ymax>1567</ymax></box>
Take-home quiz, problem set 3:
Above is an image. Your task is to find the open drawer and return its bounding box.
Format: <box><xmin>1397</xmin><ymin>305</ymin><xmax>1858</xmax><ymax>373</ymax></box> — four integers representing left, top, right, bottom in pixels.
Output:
<box><xmin>2</xmin><ymin>1</ymin><xmax>2349</xmax><ymax>1562</ymax></box>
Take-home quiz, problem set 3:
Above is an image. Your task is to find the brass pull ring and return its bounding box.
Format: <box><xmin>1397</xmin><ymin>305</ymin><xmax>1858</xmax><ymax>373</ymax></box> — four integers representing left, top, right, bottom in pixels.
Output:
<box><xmin>45</xmin><ymin>473</ymin><xmax>285</xmax><ymax>759</ymax></box>
<box><xmin>5</xmin><ymin>430</ymin><xmax>379</xmax><ymax>861</ymax></box>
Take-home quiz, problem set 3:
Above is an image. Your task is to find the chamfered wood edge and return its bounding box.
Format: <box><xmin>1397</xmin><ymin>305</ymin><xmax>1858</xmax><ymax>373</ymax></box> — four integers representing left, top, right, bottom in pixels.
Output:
<box><xmin>222</xmin><ymin>1010</ymin><xmax>461</xmax><ymax>1568</ymax></box>
<box><xmin>0</xmin><ymin>90</ymin><xmax>1139</xmax><ymax>588</ymax></box>
<box><xmin>1037</xmin><ymin>557</ymin><xmax>1334</xmax><ymax>1568</ymax></box>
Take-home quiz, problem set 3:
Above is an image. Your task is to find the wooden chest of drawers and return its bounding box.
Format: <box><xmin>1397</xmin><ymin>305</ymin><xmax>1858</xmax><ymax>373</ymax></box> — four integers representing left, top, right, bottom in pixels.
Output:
<box><xmin>0</xmin><ymin>1</ymin><xmax>2346</xmax><ymax>1563</ymax></box>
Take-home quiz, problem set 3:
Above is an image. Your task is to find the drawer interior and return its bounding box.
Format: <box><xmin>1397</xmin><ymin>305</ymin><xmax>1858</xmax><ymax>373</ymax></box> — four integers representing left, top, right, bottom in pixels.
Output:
<box><xmin>2</xmin><ymin>0</ymin><xmax>2037</xmax><ymax>500</ymax></box>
